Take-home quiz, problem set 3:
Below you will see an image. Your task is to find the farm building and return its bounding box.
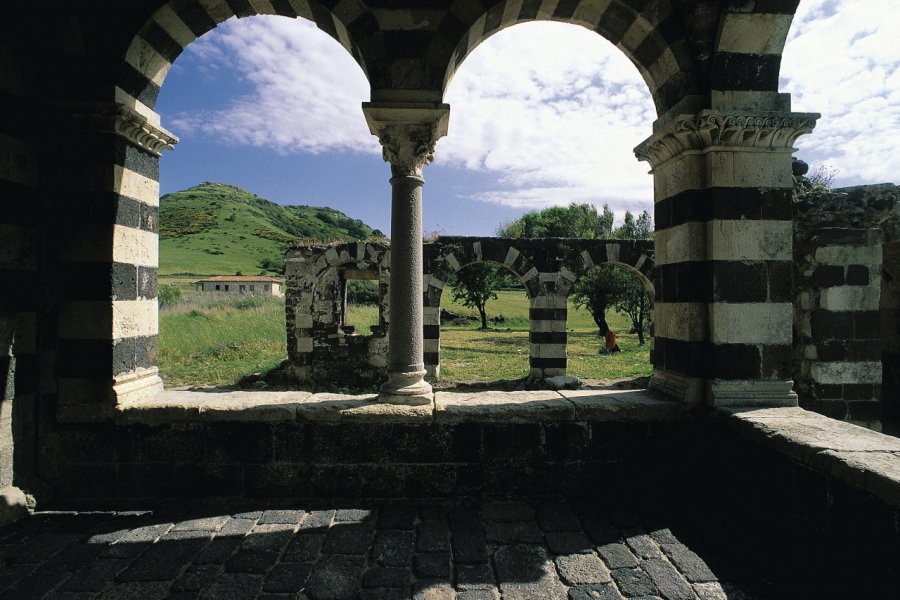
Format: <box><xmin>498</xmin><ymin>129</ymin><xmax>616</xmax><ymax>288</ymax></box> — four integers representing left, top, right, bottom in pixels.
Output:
<box><xmin>194</xmin><ymin>275</ymin><xmax>283</xmax><ymax>296</ymax></box>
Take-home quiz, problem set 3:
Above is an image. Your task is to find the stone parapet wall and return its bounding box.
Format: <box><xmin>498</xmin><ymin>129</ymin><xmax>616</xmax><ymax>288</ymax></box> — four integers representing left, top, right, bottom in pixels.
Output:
<box><xmin>793</xmin><ymin>184</ymin><xmax>899</xmax><ymax>426</ymax></box>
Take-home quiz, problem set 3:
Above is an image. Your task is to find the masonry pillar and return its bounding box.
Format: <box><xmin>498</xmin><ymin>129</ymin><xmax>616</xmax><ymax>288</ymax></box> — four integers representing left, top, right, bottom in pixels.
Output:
<box><xmin>363</xmin><ymin>103</ymin><xmax>450</xmax><ymax>405</ymax></box>
<box><xmin>636</xmin><ymin>110</ymin><xmax>819</xmax><ymax>406</ymax></box>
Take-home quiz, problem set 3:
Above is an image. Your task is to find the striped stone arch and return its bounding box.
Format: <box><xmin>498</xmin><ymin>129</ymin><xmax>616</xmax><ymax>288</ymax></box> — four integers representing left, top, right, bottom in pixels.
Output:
<box><xmin>284</xmin><ymin>241</ymin><xmax>390</xmax><ymax>382</ymax></box>
<box><xmin>118</xmin><ymin>0</ymin><xmax>369</xmax><ymax>111</ymax></box>
<box><xmin>421</xmin><ymin>237</ymin><xmax>655</xmax><ymax>380</ymax></box>
<box><xmin>436</xmin><ymin>0</ymin><xmax>700</xmax><ymax>114</ymax></box>
<box><xmin>709</xmin><ymin>4</ymin><xmax>797</xmax><ymax>108</ymax></box>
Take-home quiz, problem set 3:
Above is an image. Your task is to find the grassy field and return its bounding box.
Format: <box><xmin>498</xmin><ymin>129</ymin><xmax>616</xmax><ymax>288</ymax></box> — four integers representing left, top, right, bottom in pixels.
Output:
<box><xmin>160</xmin><ymin>288</ymin><xmax>651</xmax><ymax>388</ymax></box>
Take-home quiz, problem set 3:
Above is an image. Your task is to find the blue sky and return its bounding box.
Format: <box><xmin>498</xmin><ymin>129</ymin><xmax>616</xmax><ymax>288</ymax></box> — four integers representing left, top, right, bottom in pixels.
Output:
<box><xmin>158</xmin><ymin>0</ymin><xmax>900</xmax><ymax>236</ymax></box>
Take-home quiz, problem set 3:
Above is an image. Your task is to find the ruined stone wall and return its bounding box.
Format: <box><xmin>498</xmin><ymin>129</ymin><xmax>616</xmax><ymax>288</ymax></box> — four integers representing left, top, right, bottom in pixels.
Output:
<box><xmin>283</xmin><ymin>238</ymin><xmax>655</xmax><ymax>387</ymax></box>
<box><xmin>283</xmin><ymin>242</ymin><xmax>391</xmax><ymax>388</ymax></box>
<box><xmin>793</xmin><ymin>184</ymin><xmax>899</xmax><ymax>427</ymax></box>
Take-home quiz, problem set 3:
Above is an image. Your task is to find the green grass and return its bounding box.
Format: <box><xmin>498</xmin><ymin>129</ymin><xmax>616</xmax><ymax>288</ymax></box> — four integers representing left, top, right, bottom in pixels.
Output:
<box><xmin>158</xmin><ymin>292</ymin><xmax>287</xmax><ymax>387</ymax></box>
<box><xmin>159</xmin><ymin>288</ymin><xmax>650</xmax><ymax>388</ymax></box>
<box><xmin>432</xmin><ymin>289</ymin><xmax>651</xmax><ymax>382</ymax></box>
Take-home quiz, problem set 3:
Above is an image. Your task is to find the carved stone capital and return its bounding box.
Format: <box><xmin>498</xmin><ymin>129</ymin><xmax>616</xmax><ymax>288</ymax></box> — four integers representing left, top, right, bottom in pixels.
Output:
<box><xmin>634</xmin><ymin>111</ymin><xmax>820</xmax><ymax>170</ymax></box>
<box><xmin>50</xmin><ymin>102</ymin><xmax>178</xmax><ymax>156</ymax></box>
<box><xmin>362</xmin><ymin>103</ymin><xmax>450</xmax><ymax>178</ymax></box>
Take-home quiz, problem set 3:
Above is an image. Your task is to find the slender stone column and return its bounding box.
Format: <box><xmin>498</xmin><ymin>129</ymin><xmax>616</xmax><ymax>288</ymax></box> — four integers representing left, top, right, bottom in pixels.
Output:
<box><xmin>363</xmin><ymin>103</ymin><xmax>450</xmax><ymax>405</ymax></box>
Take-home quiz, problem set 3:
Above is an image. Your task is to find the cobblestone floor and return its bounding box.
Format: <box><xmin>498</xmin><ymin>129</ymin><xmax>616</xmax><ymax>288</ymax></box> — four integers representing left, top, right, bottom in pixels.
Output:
<box><xmin>0</xmin><ymin>499</ymin><xmax>756</xmax><ymax>600</ymax></box>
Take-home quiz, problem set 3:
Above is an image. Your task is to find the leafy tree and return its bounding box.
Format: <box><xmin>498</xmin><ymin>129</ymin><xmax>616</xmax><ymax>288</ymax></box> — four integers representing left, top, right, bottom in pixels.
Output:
<box><xmin>448</xmin><ymin>263</ymin><xmax>505</xmax><ymax>330</ymax></box>
<box><xmin>497</xmin><ymin>202</ymin><xmax>614</xmax><ymax>239</ymax></box>
<box><xmin>570</xmin><ymin>265</ymin><xmax>629</xmax><ymax>336</ymax></box>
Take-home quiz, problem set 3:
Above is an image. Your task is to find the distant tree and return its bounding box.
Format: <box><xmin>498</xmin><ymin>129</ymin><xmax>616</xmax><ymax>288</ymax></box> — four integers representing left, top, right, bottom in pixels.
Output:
<box><xmin>570</xmin><ymin>265</ymin><xmax>630</xmax><ymax>336</ymax></box>
<box><xmin>448</xmin><ymin>263</ymin><xmax>505</xmax><ymax>329</ymax></box>
<box><xmin>614</xmin><ymin>271</ymin><xmax>652</xmax><ymax>345</ymax></box>
<box><xmin>497</xmin><ymin>202</ymin><xmax>614</xmax><ymax>239</ymax></box>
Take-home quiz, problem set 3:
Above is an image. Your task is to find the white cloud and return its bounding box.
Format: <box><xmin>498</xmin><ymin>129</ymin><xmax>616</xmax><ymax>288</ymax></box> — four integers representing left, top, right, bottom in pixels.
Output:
<box><xmin>439</xmin><ymin>21</ymin><xmax>655</xmax><ymax>214</ymax></box>
<box><xmin>782</xmin><ymin>0</ymin><xmax>900</xmax><ymax>186</ymax></box>
<box><xmin>165</xmin><ymin>16</ymin><xmax>378</xmax><ymax>156</ymax></box>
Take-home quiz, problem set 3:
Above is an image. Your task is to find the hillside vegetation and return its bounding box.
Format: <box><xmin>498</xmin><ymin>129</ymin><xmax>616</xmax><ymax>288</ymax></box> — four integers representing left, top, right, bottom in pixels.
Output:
<box><xmin>159</xmin><ymin>182</ymin><xmax>383</xmax><ymax>275</ymax></box>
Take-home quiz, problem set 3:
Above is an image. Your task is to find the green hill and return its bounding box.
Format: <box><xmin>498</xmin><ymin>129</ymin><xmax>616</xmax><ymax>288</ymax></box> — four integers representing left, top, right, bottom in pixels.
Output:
<box><xmin>159</xmin><ymin>182</ymin><xmax>383</xmax><ymax>275</ymax></box>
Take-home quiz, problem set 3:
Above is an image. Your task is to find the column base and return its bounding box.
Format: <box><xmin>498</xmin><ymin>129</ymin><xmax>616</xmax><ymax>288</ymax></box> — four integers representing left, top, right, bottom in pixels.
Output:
<box><xmin>708</xmin><ymin>379</ymin><xmax>798</xmax><ymax>408</ymax></box>
<box><xmin>379</xmin><ymin>370</ymin><xmax>434</xmax><ymax>406</ymax></box>
<box><xmin>0</xmin><ymin>486</ymin><xmax>30</xmax><ymax>528</ymax></box>
<box><xmin>114</xmin><ymin>367</ymin><xmax>164</xmax><ymax>405</ymax></box>
<box><xmin>649</xmin><ymin>370</ymin><xmax>704</xmax><ymax>404</ymax></box>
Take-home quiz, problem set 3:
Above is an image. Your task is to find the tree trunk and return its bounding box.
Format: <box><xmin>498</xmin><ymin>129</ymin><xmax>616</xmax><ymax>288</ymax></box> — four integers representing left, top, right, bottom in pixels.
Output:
<box><xmin>593</xmin><ymin>309</ymin><xmax>610</xmax><ymax>336</ymax></box>
<box><xmin>478</xmin><ymin>304</ymin><xmax>488</xmax><ymax>329</ymax></box>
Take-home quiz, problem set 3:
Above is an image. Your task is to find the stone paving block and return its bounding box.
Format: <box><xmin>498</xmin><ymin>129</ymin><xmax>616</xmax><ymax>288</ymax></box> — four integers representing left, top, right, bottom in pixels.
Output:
<box><xmin>298</xmin><ymin>510</ymin><xmax>335</xmax><ymax>532</ymax></box>
<box><xmin>481</xmin><ymin>501</ymin><xmax>535</xmax><ymax>522</ymax></box>
<box><xmin>693</xmin><ymin>581</ymin><xmax>729</xmax><ymax>600</ymax></box>
<box><xmin>417</xmin><ymin>521</ymin><xmax>450</xmax><ymax>552</ymax></box>
<box><xmin>624</xmin><ymin>530</ymin><xmax>662</xmax><ymax>560</ymax></box>
<box><xmin>333</xmin><ymin>509</ymin><xmax>375</xmax><ymax>523</ymax></box>
<box><xmin>648</xmin><ymin>529</ymin><xmax>679</xmax><ymax>545</ymax></box>
<box><xmin>597</xmin><ymin>543</ymin><xmax>639</xmax><ymax>569</ymax></box>
<box><xmin>232</xmin><ymin>511</ymin><xmax>263</xmax><ymax>520</ymax></box>
<box><xmin>484</xmin><ymin>521</ymin><xmax>543</xmax><ymax>544</ymax></box>
<box><xmin>263</xmin><ymin>562</ymin><xmax>313</xmax><ymax>592</ymax></box>
<box><xmin>372</xmin><ymin>530</ymin><xmax>416</xmax><ymax>566</ymax></box>
<box><xmin>0</xmin><ymin>563</ymin><xmax>35</xmax><ymax>591</ymax></box>
<box><xmin>359</xmin><ymin>588</ymin><xmax>410</xmax><ymax>600</ymax></box>
<box><xmin>226</xmin><ymin>527</ymin><xmax>294</xmax><ymax>574</ymax></box>
<box><xmin>322</xmin><ymin>522</ymin><xmax>375</xmax><ymax>555</ymax></box>
<box><xmin>660</xmin><ymin>543</ymin><xmax>717</xmax><ymax>583</ymax></box>
<box><xmin>545</xmin><ymin>530</ymin><xmax>594</xmax><ymax>555</ymax></box>
<box><xmin>377</xmin><ymin>506</ymin><xmax>417</xmax><ymax>530</ymax></box>
<box><xmin>201</xmin><ymin>573</ymin><xmax>264</xmax><ymax>600</ymax></box>
<box><xmin>642</xmin><ymin>559</ymin><xmax>695</xmax><ymax>600</ymax></box>
<box><xmin>60</xmin><ymin>559</ymin><xmax>130</xmax><ymax>592</ymax></box>
<box><xmin>50</xmin><ymin>543</ymin><xmax>102</xmax><ymax>570</ymax></box>
<box><xmin>101</xmin><ymin>523</ymin><xmax>172</xmax><ymax>558</ymax></box>
<box><xmin>414</xmin><ymin>551</ymin><xmax>451</xmax><ymax>579</ymax></box>
<box><xmin>612</xmin><ymin>567</ymin><xmax>658</xmax><ymax>597</ymax></box>
<box><xmin>2</xmin><ymin>563</ymin><xmax>71</xmax><ymax>598</ymax></box>
<box><xmin>258</xmin><ymin>510</ymin><xmax>307</xmax><ymax>525</ymax></box>
<box><xmin>456</xmin><ymin>590</ymin><xmax>500</xmax><ymax>600</ymax></box>
<box><xmin>363</xmin><ymin>566</ymin><xmax>411</xmax><ymax>588</ymax></box>
<box><xmin>116</xmin><ymin>536</ymin><xmax>208</xmax><ymax>581</ymax></box>
<box><xmin>44</xmin><ymin>592</ymin><xmax>98</xmax><ymax>600</ymax></box>
<box><xmin>217</xmin><ymin>518</ymin><xmax>256</xmax><ymax>538</ymax></box>
<box><xmin>452</xmin><ymin>530</ymin><xmax>488</xmax><ymax>564</ymax></box>
<box><xmin>413</xmin><ymin>580</ymin><xmax>455</xmax><ymax>600</ymax></box>
<box><xmin>581</xmin><ymin>516</ymin><xmax>619</xmax><ymax>545</ymax></box>
<box><xmin>97</xmin><ymin>581</ymin><xmax>172</xmax><ymax>599</ymax></box>
<box><xmin>449</xmin><ymin>507</ymin><xmax>482</xmax><ymax>532</ymax></box>
<box><xmin>283</xmin><ymin>533</ymin><xmax>326</xmax><ymax>563</ymax></box>
<box><xmin>555</xmin><ymin>553</ymin><xmax>612</xmax><ymax>585</ymax></box>
<box><xmin>305</xmin><ymin>555</ymin><xmax>366</xmax><ymax>600</ymax></box>
<box><xmin>455</xmin><ymin>563</ymin><xmax>493</xmax><ymax>589</ymax></box>
<box><xmin>172</xmin><ymin>564</ymin><xmax>220</xmax><ymax>592</ymax></box>
<box><xmin>568</xmin><ymin>583</ymin><xmax>625</xmax><ymax>600</ymax></box>
<box><xmin>171</xmin><ymin>516</ymin><xmax>230</xmax><ymax>532</ymax></box>
<box><xmin>4</xmin><ymin>532</ymin><xmax>80</xmax><ymax>564</ymax></box>
<box><xmin>494</xmin><ymin>544</ymin><xmax>567</xmax><ymax>599</ymax></box>
<box><xmin>195</xmin><ymin>537</ymin><xmax>242</xmax><ymax>564</ymax></box>
<box><xmin>537</xmin><ymin>504</ymin><xmax>582</xmax><ymax>531</ymax></box>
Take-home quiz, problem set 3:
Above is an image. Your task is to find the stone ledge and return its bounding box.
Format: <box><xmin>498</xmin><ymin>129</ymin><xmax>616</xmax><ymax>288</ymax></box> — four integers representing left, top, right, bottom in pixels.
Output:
<box><xmin>117</xmin><ymin>388</ymin><xmax>690</xmax><ymax>425</ymax></box>
<box><xmin>721</xmin><ymin>407</ymin><xmax>900</xmax><ymax>508</ymax></box>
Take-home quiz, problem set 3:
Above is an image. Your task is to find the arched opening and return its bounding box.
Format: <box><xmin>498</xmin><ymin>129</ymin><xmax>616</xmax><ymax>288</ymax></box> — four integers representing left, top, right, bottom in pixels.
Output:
<box><xmin>567</xmin><ymin>260</ymin><xmax>654</xmax><ymax>383</ymax></box>
<box><xmin>437</xmin><ymin>260</ymin><xmax>532</xmax><ymax>384</ymax></box>
<box><xmin>146</xmin><ymin>13</ymin><xmax>373</xmax><ymax>388</ymax></box>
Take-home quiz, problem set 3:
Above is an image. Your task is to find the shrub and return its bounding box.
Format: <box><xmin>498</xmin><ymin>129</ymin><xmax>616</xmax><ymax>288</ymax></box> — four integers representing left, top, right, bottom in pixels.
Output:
<box><xmin>347</xmin><ymin>280</ymin><xmax>379</xmax><ymax>305</ymax></box>
<box><xmin>158</xmin><ymin>284</ymin><xmax>182</xmax><ymax>308</ymax></box>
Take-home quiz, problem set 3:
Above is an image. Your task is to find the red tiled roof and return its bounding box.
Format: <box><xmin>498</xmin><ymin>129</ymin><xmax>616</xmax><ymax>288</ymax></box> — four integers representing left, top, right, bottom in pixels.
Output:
<box><xmin>196</xmin><ymin>276</ymin><xmax>282</xmax><ymax>283</ymax></box>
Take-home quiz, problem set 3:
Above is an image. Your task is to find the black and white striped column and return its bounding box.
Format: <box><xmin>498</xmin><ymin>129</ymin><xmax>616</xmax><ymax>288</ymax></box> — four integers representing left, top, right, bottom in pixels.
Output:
<box><xmin>637</xmin><ymin>111</ymin><xmax>818</xmax><ymax>406</ymax></box>
<box><xmin>54</xmin><ymin>104</ymin><xmax>176</xmax><ymax>419</ymax></box>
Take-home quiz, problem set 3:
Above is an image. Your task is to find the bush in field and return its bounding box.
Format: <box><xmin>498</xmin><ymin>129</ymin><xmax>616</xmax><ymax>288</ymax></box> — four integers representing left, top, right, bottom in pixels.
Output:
<box><xmin>347</xmin><ymin>280</ymin><xmax>379</xmax><ymax>305</ymax></box>
<box><xmin>158</xmin><ymin>284</ymin><xmax>182</xmax><ymax>308</ymax></box>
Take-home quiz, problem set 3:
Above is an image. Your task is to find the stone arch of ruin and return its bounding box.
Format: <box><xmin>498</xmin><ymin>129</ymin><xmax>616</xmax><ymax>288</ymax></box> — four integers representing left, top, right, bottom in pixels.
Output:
<box><xmin>421</xmin><ymin>237</ymin><xmax>655</xmax><ymax>380</ymax></box>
